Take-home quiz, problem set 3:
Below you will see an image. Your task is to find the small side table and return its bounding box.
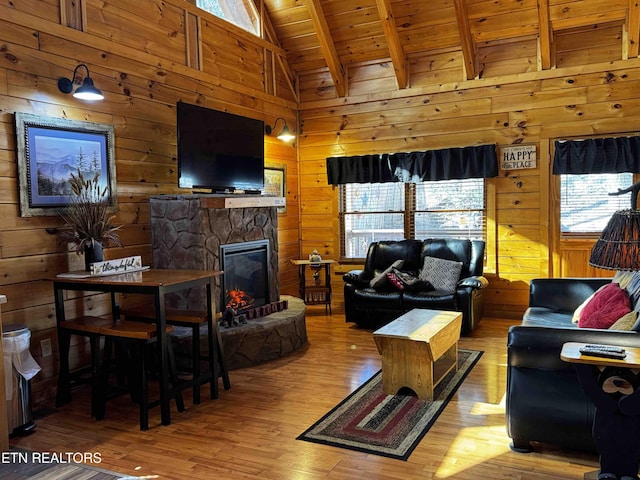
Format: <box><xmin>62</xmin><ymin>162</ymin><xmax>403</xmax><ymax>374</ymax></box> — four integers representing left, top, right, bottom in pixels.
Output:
<box><xmin>561</xmin><ymin>342</ymin><xmax>640</xmax><ymax>480</ymax></box>
<box><xmin>291</xmin><ymin>259</ymin><xmax>336</xmax><ymax>313</ymax></box>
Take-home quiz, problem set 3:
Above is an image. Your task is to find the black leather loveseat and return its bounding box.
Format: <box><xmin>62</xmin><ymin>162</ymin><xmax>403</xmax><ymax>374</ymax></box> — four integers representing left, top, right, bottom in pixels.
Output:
<box><xmin>343</xmin><ymin>238</ymin><xmax>487</xmax><ymax>334</ymax></box>
<box><xmin>506</xmin><ymin>277</ymin><xmax>640</xmax><ymax>453</ymax></box>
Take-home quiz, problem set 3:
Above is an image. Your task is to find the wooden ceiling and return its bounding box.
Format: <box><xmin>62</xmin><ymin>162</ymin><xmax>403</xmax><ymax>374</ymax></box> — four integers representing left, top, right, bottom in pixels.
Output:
<box><xmin>261</xmin><ymin>0</ymin><xmax>638</xmax><ymax>97</ymax></box>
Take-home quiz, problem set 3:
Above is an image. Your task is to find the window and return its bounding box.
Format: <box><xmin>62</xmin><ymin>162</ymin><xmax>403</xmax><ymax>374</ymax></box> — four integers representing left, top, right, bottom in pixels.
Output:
<box><xmin>194</xmin><ymin>0</ymin><xmax>260</xmax><ymax>36</ymax></box>
<box><xmin>560</xmin><ymin>173</ymin><xmax>633</xmax><ymax>234</ymax></box>
<box><xmin>340</xmin><ymin>179</ymin><xmax>485</xmax><ymax>259</ymax></box>
<box><xmin>341</xmin><ymin>183</ymin><xmax>406</xmax><ymax>259</ymax></box>
<box><xmin>414</xmin><ymin>180</ymin><xmax>484</xmax><ymax>239</ymax></box>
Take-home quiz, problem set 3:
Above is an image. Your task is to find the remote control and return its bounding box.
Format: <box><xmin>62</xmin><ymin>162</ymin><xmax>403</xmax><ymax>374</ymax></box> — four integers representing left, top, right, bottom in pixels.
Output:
<box><xmin>584</xmin><ymin>344</ymin><xmax>626</xmax><ymax>353</ymax></box>
<box><xmin>579</xmin><ymin>346</ymin><xmax>627</xmax><ymax>359</ymax></box>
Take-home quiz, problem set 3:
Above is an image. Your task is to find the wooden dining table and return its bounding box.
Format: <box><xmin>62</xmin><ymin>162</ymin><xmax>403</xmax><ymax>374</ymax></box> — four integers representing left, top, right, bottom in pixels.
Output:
<box><xmin>52</xmin><ymin>268</ymin><xmax>224</xmax><ymax>426</ymax></box>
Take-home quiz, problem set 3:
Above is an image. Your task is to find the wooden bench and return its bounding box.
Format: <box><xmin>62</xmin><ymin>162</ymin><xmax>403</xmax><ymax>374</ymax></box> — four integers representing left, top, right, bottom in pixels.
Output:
<box><xmin>373</xmin><ymin>309</ymin><xmax>462</xmax><ymax>400</ymax></box>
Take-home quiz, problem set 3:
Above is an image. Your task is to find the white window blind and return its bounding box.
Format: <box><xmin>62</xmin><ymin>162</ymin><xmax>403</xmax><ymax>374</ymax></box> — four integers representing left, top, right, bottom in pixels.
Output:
<box><xmin>560</xmin><ymin>173</ymin><xmax>633</xmax><ymax>234</ymax></box>
<box><xmin>340</xmin><ymin>179</ymin><xmax>485</xmax><ymax>259</ymax></box>
<box><xmin>341</xmin><ymin>183</ymin><xmax>406</xmax><ymax>258</ymax></box>
<box><xmin>414</xmin><ymin>179</ymin><xmax>485</xmax><ymax>239</ymax></box>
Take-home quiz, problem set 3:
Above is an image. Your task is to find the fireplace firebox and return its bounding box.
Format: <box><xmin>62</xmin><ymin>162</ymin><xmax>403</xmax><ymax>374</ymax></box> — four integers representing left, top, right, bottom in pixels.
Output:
<box><xmin>220</xmin><ymin>240</ymin><xmax>270</xmax><ymax>313</ymax></box>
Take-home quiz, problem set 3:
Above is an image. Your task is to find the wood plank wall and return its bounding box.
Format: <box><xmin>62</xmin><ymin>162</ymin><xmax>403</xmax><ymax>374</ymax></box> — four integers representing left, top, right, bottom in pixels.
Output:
<box><xmin>0</xmin><ymin>0</ymin><xmax>299</xmax><ymax>407</ymax></box>
<box><xmin>297</xmin><ymin>28</ymin><xmax>640</xmax><ymax>321</ymax></box>
<box><xmin>3</xmin><ymin>0</ymin><xmax>640</xmax><ymax>408</ymax></box>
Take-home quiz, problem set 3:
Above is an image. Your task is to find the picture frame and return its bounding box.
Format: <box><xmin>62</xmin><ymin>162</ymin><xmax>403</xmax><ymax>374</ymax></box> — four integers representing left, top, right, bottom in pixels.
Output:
<box><xmin>15</xmin><ymin>112</ymin><xmax>117</xmax><ymax>217</ymax></box>
<box><xmin>264</xmin><ymin>165</ymin><xmax>286</xmax><ymax>214</ymax></box>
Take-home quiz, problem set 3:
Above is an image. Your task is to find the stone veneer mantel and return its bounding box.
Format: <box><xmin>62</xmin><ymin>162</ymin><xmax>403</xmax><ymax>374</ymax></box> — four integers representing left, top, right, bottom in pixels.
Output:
<box><xmin>149</xmin><ymin>194</ymin><xmax>280</xmax><ymax>311</ymax></box>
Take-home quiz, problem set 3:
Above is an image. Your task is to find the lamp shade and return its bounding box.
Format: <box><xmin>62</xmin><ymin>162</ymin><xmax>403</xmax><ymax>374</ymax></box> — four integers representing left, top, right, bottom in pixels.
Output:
<box><xmin>266</xmin><ymin>117</ymin><xmax>295</xmax><ymax>142</ymax></box>
<box><xmin>58</xmin><ymin>64</ymin><xmax>104</xmax><ymax>101</ymax></box>
<box><xmin>589</xmin><ymin>208</ymin><xmax>640</xmax><ymax>271</ymax></box>
<box><xmin>277</xmin><ymin>124</ymin><xmax>295</xmax><ymax>142</ymax></box>
<box><xmin>73</xmin><ymin>77</ymin><xmax>104</xmax><ymax>101</ymax></box>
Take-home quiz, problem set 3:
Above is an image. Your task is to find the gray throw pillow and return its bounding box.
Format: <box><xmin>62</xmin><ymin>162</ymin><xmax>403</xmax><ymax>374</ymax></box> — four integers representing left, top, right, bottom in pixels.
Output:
<box><xmin>419</xmin><ymin>256</ymin><xmax>463</xmax><ymax>293</ymax></box>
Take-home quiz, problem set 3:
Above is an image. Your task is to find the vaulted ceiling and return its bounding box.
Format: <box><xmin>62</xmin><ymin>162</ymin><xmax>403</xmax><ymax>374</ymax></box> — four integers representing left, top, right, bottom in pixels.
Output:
<box><xmin>261</xmin><ymin>0</ymin><xmax>639</xmax><ymax>97</ymax></box>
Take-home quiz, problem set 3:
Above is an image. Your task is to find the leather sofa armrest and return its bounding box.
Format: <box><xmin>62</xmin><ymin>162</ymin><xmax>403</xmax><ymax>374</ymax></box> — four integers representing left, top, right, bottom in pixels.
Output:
<box><xmin>458</xmin><ymin>275</ymin><xmax>488</xmax><ymax>290</ymax></box>
<box><xmin>343</xmin><ymin>270</ymin><xmax>371</xmax><ymax>288</ymax></box>
<box><xmin>508</xmin><ymin>325</ymin><xmax>639</xmax><ymax>370</ymax></box>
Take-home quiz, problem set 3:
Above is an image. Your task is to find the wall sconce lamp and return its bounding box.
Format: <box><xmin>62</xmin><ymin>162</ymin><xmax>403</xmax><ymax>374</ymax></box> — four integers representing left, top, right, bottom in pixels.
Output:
<box><xmin>57</xmin><ymin>64</ymin><xmax>104</xmax><ymax>101</ymax></box>
<box><xmin>265</xmin><ymin>117</ymin><xmax>295</xmax><ymax>142</ymax></box>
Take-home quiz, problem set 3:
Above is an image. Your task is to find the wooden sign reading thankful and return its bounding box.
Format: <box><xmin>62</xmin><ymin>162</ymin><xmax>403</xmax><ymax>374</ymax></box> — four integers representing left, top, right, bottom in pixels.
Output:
<box><xmin>90</xmin><ymin>255</ymin><xmax>145</xmax><ymax>275</ymax></box>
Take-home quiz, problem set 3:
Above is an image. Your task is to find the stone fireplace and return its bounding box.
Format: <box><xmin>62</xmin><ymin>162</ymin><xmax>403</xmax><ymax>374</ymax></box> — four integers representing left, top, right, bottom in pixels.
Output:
<box><xmin>149</xmin><ymin>194</ymin><xmax>281</xmax><ymax>311</ymax></box>
<box><xmin>148</xmin><ymin>194</ymin><xmax>307</xmax><ymax>370</ymax></box>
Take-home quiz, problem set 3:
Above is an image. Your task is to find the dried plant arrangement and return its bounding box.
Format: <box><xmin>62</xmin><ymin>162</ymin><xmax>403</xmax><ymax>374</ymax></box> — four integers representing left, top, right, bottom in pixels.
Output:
<box><xmin>58</xmin><ymin>169</ymin><xmax>122</xmax><ymax>255</ymax></box>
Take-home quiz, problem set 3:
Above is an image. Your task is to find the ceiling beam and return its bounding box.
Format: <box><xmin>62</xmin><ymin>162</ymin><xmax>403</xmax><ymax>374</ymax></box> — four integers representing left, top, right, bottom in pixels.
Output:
<box><xmin>375</xmin><ymin>0</ymin><xmax>408</xmax><ymax>89</ymax></box>
<box><xmin>306</xmin><ymin>0</ymin><xmax>347</xmax><ymax>97</ymax></box>
<box><xmin>629</xmin><ymin>0</ymin><xmax>640</xmax><ymax>58</ymax></box>
<box><xmin>453</xmin><ymin>0</ymin><xmax>477</xmax><ymax>80</ymax></box>
<box><xmin>537</xmin><ymin>0</ymin><xmax>552</xmax><ymax>69</ymax></box>
<box><xmin>261</xmin><ymin>3</ymin><xmax>299</xmax><ymax>102</ymax></box>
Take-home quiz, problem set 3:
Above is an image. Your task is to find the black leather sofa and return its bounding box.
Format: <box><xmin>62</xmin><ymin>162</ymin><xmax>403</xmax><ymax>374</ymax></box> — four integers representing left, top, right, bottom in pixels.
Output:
<box><xmin>342</xmin><ymin>238</ymin><xmax>488</xmax><ymax>334</ymax></box>
<box><xmin>506</xmin><ymin>277</ymin><xmax>640</xmax><ymax>453</ymax></box>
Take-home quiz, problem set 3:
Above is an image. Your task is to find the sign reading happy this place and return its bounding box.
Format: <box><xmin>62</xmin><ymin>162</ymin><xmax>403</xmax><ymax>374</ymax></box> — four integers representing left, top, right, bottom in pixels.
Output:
<box><xmin>500</xmin><ymin>144</ymin><xmax>537</xmax><ymax>170</ymax></box>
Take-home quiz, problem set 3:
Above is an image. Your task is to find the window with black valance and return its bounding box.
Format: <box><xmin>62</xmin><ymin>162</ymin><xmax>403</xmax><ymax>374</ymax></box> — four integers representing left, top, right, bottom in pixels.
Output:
<box><xmin>553</xmin><ymin>136</ymin><xmax>640</xmax><ymax>174</ymax></box>
<box><xmin>326</xmin><ymin>144</ymin><xmax>498</xmax><ymax>185</ymax></box>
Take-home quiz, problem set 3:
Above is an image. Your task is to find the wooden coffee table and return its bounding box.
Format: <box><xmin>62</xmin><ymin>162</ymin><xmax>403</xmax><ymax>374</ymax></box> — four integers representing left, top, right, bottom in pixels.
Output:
<box><xmin>373</xmin><ymin>309</ymin><xmax>462</xmax><ymax>400</ymax></box>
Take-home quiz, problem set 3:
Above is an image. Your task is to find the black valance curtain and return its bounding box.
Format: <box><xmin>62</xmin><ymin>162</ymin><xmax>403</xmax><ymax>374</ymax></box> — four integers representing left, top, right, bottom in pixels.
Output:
<box><xmin>326</xmin><ymin>144</ymin><xmax>498</xmax><ymax>185</ymax></box>
<box><xmin>553</xmin><ymin>136</ymin><xmax>640</xmax><ymax>174</ymax></box>
<box><xmin>325</xmin><ymin>154</ymin><xmax>396</xmax><ymax>185</ymax></box>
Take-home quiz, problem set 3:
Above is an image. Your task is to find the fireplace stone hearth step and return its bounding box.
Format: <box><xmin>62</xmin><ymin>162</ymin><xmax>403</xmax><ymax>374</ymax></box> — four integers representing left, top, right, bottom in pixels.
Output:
<box><xmin>170</xmin><ymin>295</ymin><xmax>307</xmax><ymax>371</ymax></box>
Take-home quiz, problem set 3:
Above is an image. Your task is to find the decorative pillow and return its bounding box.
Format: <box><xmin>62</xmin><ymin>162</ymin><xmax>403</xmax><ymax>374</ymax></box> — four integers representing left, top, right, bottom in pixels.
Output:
<box><xmin>389</xmin><ymin>268</ymin><xmax>434</xmax><ymax>293</ymax></box>
<box><xmin>578</xmin><ymin>283</ymin><xmax>632</xmax><ymax>329</ymax></box>
<box><xmin>572</xmin><ymin>284</ymin><xmax>608</xmax><ymax>323</ymax></box>
<box><xmin>418</xmin><ymin>256</ymin><xmax>463</xmax><ymax>293</ymax></box>
<box><xmin>609</xmin><ymin>311</ymin><xmax>638</xmax><ymax>331</ymax></box>
<box><xmin>369</xmin><ymin>259</ymin><xmax>404</xmax><ymax>288</ymax></box>
<box><xmin>613</xmin><ymin>271</ymin><xmax>635</xmax><ymax>289</ymax></box>
<box><xmin>626</xmin><ymin>271</ymin><xmax>640</xmax><ymax>312</ymax></box>
<box><xmin>386</xmin><ymin>272</ymin><xmax>405</xmax><ymax>290</ymax></box>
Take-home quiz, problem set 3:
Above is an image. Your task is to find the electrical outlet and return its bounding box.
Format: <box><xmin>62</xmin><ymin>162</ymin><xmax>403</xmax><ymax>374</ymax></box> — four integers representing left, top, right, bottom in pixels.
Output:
<box><xmin>40</xmin><ymin>338</ymin><xmax>52</xmax><ymax>358</ymax></box>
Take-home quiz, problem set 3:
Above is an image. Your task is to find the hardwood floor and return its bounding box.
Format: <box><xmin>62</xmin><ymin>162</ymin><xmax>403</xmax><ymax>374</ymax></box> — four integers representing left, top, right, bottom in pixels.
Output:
<box><xmin>10</xmin><ymin>309</ymin><xmax>599</xmax><ymax>479</ymax></box>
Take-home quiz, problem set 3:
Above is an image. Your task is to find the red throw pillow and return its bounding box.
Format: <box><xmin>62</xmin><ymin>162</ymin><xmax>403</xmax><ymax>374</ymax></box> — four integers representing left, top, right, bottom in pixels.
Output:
<box><xmin>386</xmin><ymin>272</ymin><xmax>404</xmax><ymax>290</ymax></box>
<box><xmin>578</xmin><ymin>283</ymin><xmax>631</xmax><ymax>329</ymax></box>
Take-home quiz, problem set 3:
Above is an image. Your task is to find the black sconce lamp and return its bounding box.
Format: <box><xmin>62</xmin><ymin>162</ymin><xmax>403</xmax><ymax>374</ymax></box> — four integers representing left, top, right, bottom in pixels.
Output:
<box><xmin>57</xmin><ymin>64</ymin><xmax>104</xmax><ymax>101</ymax></box>
<box><xmin>265</xmin><ymin>117</ymin><xmax>295</xmax><ymax>142</ymax></box>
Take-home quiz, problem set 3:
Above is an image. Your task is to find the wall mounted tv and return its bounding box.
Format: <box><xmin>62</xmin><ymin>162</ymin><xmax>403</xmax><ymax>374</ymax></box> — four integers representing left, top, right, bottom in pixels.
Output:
<box><xmin>177</xmin><ymin>101</ymin><xmax>265</xmax><ymax>194</ymax></box>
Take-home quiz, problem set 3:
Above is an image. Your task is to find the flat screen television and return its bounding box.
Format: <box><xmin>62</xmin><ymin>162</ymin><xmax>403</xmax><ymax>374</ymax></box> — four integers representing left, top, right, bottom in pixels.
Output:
<box><xmin>177</xmin><ymin>101</ymin><xmax>265</xmax><ymax>193</ymax></box>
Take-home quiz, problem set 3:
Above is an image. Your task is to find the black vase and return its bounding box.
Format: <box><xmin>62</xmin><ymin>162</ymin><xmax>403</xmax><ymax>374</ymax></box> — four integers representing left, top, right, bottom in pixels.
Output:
<box><xmin>84</xmin><ymin>241</ymin><xmax>104</xmax><ymax>272</ymax></box>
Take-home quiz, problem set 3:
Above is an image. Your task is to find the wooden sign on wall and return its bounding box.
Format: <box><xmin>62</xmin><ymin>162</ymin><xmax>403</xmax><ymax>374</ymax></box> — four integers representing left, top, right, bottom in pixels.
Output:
<box><xmin>500</xmin><ymin>145</ymin><xmax>537</xmax><ymax>170</ymax></box>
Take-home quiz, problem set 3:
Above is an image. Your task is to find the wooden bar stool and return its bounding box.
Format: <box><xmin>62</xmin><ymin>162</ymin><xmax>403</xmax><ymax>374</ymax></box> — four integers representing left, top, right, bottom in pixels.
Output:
<box><xmin>120</xmin><ymin>304</ymin><xmax>231</xmax><ymax>402</ymax></box>
<box><xmin>98</xmin><ymin>320</ymin><xmax>185</xmax><ymax>431</ymax></box>
<box><xmin>55</xmin><ymin>315</ymin><xmax>114</xmax><ymax>417</ymax></box>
